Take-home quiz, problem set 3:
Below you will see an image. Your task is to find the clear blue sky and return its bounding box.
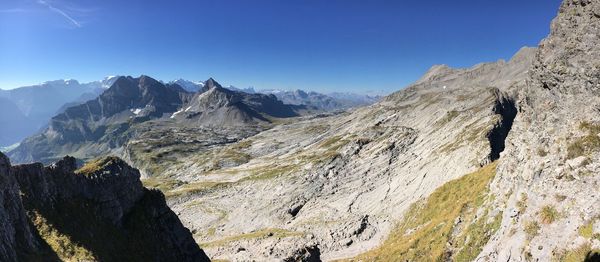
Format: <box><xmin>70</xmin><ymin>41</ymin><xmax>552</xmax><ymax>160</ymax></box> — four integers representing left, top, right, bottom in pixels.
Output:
<box><xmin>0</xmin><ymin>0</ymin><xmax>562</xmax><ymax>93</ymax></box>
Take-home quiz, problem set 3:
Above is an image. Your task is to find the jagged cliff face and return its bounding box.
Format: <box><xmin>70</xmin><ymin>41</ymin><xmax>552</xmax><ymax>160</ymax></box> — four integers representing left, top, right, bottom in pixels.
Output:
<box><xmin>480</xmin><ymin>1</ymin><xmax>600</xmax><ymax>261</ymax></box>
<box><xmin>0</xmin><ymin>153</ymin><xmax>42</xmax><ymax>261</ymax></box>
<box><xmin>0</xmin><ymin>153</ymin><xmax>209</xmax><ymax>261</ymax></box>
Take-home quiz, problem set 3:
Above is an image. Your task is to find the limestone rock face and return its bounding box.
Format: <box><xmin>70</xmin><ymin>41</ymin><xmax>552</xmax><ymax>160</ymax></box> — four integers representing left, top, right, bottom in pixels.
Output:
<box><xmin>479</xmin><ymin>0</ymin><xmax>600</xmax><ymax>261</ymax></box>
<box><xmin>0</xmin><ymin>153</ymin><xmax>41</xmax><ymax>261</ymax></box>
<box><xmin>0</xmin><ymin>152</ymin><xmax>209</xmax><ymax>261</ymax></box>
<box><xmin>155</xmin><ymin>47</ymin><xmax>535</xmax><ymax>261</ymax></box>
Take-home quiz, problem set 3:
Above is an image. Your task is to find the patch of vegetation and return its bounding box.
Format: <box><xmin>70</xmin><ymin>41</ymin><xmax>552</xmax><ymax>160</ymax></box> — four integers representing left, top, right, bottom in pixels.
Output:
<box><xmin>523</xmin><ymin>220</ymin><xmax>540</xmax><ymax>239</ymax></box>
<box><xmin>555</xmin><ymin>194</ymin><xmax>567</xmax><ymax>202</ymax></box>
<box><xmin>567</xmin><ymin>121</ymin><xmax>600</xmax><ymax>159</ymax></box>
<box><xmin>517</xmin><ymin>193</ymin><xmax>528</xmax><ymax>214</ymax></box>
<box><xmin>539</xmin><ymin>205</ymin><xmax>559</xmax><ymax>224</ymax></box>
<box><xmin>319</xmin><ymin>136</ymin><xmax>344</xmax><ymax>149</ymax></box>
<box><xmin>31</xmin><ymin>211</ymin><xmax>96</xmax><ymax>261</ymax></box>
<box><xmin>579</xmin><ymin>219</ymin><xmax>600</xmax><ymax>240</ymax></box>
<box><xmin>219</xmin><ymin>148</ymin><xmax>252</xmax><ymax>164</ymax></box>
<box><xmin>165</xmin><ymin>181</ymin><xmax>230</xmax><ymax>198</ymax></box>
<box><xmin>580</xmin><ymin>121</ymin><xmax>600</xmax><ymax>134</ymax></box>
<box><xmin>437</xmin><ymin>110</ymin><xmax>460</xmax><ymax>126</ymax></box>
<box><xmin>230</xmin><ymin>139</ymin><xmax>253</xmax><ymax>150</ymax></box>
<box><xmin>200</xmin><ymin>228</ymin><xmax>304</xmax><ymax>248</ymax></box>
<box><xmin>24</xmin><ymin>190</ymin><xmax>188</xmax><ymax>262</ymax></box>
<box><xmin>453</xmin><ymin>211</ymin><xmax>503</xmax><ymax>261</ymax></box>
<box><xmin>350</xmin><ymin>162</ymin><xmax>499</xmax><ymax>261</ymax></box>
<box><xmin>537</xmin><ymin>148</ymin><xmax>549</xmax><ymax>157</ymax></box>
<box><xmin>298</xmin><ymin>150</ymin><xmax>342</xmax><ymax>166</ymax></box>
<box><xmin>556</xmin><ymin>243</ymin><xmax>600</xmax><ymax>262</ymax></box>
<box><xmin>304</xmin><ymin>124</ymin><xmax>329</xmax><ymax>134</ymax></box>
<box><xmin>142</xmin><ymin>178</ymin><xmax>184</xmax><ymax>193</ymax></box>
<box><xmin>243</xmin><ymin>164</ymin><xmax>299</xmax><ymax>181</ymax></box>
<box><xmin>75</xmin><ymin>156</ymin><xmax>121</xmax><ymax>176</ymax></box>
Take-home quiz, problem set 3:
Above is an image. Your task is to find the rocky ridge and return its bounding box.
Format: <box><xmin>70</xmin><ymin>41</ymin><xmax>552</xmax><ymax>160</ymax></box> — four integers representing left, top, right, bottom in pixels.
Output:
<box><xmin>0</xmin><ymin>152</ymin><xmax>209</xmax><ymax>261</ymax></box>
<box><xmin>480</xmin><ymin>0</ymin><xmax>600</xmax><ymax>261</ymax></box>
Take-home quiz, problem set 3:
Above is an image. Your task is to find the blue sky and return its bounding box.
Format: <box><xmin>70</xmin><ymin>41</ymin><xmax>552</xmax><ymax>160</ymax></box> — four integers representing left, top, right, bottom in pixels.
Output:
<box><xmin>0</xmin><ymin>0</ymin><xmax>562</xmax><ymax>93</ymax></box>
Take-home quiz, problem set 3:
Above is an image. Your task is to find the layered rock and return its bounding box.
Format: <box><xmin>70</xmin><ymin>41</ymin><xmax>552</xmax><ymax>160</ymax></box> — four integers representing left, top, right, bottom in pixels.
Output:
<box><xmin>153</xmin><ymin>47</ymin><xmax>536</xmax><ymax>261</ymax></box>
<box><xmin>479</xmin><ymin>0</ymin><xmax>600</xmax><ymax>260</ymax></box>
<box><xmin>0</xmin><ymin>152</ymin><xmax>209</xmax><ymax>261</ymax></box>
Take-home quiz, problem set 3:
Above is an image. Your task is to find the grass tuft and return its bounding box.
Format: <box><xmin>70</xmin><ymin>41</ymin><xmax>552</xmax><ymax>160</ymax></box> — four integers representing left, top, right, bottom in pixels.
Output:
<box><xmin>200</xmin><ymin>228</ymin><xmax>303</xmax><ymax>248</ymax></box>
<box><xmin>517</xmin><ymin>193</ymin><xmax>528</xmax><ymax>214</ymax></box>
<box><xmin>523</xmin><ymin>220</ymin><xmax>540</xmax><ymax>239</ymax></box>
<box><xmin>567</xmin><ymin>122</ymin><xmax>600</xmax><ymax>159</ymax></box>
<box><xmin>556</xmin><ymin>243</ymin><xmax>600</xmax><ymax>262</ymax></box>
<box><xmin>539</xmin><ymin>205</ymin><xmax>559</xmax><ymax>224</ymax></box>
<box><xmin>75</xmin><ymin>156</ymin><xmax>121</xmax><ymax>176</ymax></box>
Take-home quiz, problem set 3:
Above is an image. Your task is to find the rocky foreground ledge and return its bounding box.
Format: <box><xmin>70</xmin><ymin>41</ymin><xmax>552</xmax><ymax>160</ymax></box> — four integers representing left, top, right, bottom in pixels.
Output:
<box><xmin>0</xmin><ymin>152</ymin><xmax>209</xmax><ymax>261</ymax></box>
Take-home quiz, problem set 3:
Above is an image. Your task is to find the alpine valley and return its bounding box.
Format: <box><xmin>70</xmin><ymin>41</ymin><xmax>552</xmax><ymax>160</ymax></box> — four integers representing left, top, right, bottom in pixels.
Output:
<box><xmin>2</xmin><ymin>0</ymin><xmax>600</xmax><ymax>261</ymax></box>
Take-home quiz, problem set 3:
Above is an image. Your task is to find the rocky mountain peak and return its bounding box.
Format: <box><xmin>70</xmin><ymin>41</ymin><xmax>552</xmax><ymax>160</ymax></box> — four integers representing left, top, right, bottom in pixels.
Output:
<box><xmin>138</xmin><ymin>74</ymin><xmax>162</xmax><ymax>87</ymax></box>
<box><xmin>51</xmin><ymin>155</ymin><xmax>78</xmax><ymax>174</ymax></box>
<box><xmin>509</xmin><ymin>46</ymin><xmax>537</xmax><ymax>64</ymax></box>
<box><xmin>293</xmin><ymin>89</ymin><xmax>309</xmax><ymax>98</ymax></box>
<box><xmin>414</xmin><ymin>64</ymin><xmax>460</xmax><ymax>85</ymax></box>
<box><xmin>204</xmin><ymin>77</ymin><xmax>222</xmax><ymax>90</ymax></box>
<box><xmin>531</xmin><ymin>0</ymin><xmax>600</xmax><ymax>94</ymax></box>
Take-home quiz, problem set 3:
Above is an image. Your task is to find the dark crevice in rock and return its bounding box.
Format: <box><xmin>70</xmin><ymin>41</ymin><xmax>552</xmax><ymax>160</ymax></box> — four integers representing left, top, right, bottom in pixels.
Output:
<box><xmin>283</xmin><ymin>245</ymin><xmax>321</xmax><ymax>262</ymax></box>
<box><xmin>487</xmin><ymin>91</ymin><xmax>518</xmax><ymax>162</ymax></box>
<box><xmin>353</xmin><ymin>215</ymin><xmax>369</xmax><ymax>236</ymax></box>
<box><xmin>288</xmin><ymin>204</ymin><xmax>304</xmax><ymax>217</ymax></box>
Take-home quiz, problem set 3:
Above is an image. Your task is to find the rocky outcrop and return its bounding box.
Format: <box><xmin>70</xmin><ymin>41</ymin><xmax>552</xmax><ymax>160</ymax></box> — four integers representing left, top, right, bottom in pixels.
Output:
<box><xmin>476</xmin><ymin>1</ymin><xmax>600</xmax><ymax>261</ymax></box>
<box><xmin>0</xmin><ymin>152</ymin><xmax>209</xmax><ymax>261</ymax></box>
<box><xmin>175</xmin><ymin>78</ymin><xmax>302</xmax><ymax>126</ymax></box>
<box><xmin>0</xmin><ymin>152</ymin><xmax>44</xmax><ymax>261</ymax></box>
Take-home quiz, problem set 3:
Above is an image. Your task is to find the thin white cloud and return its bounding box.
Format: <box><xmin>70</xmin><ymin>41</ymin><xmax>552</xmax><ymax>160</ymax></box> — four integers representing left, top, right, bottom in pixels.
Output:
<box><xmin>0</xmin><ymin>8</ymin><xmax>29</xmax><ymax>13</ymax></box>
<box><xmin>37</xmin><ymin>0</ymin><xmax>81</xmax><ymax>28</ymax></box>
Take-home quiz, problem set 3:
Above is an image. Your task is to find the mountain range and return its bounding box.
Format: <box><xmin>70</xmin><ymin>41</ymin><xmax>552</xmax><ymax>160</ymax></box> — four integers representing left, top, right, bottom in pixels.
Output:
<box><xmin>7</xmin><ymin>76</ymin><xmax>306</xmax><ymax>165</ymax></box>
<box><xmin>0</xmin><ymin>77</ymin><xmax>380</xmax><ymax>148</ymax></box>
<box><xmin>2</xmin><ymin>0</ymin><xmax>599</xmax><ymax>261</ymax></box>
